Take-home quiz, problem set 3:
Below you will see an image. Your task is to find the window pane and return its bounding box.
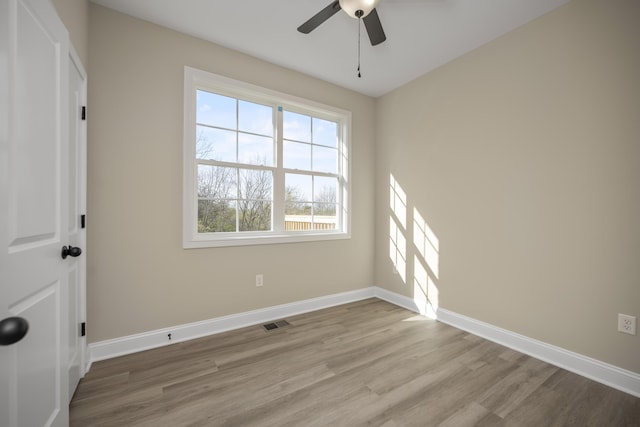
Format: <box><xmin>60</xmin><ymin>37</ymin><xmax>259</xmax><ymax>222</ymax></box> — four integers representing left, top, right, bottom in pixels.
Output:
<box><xmin>314</xmin><ymin>176</ymin><xmax>337</xmax><ymax>204</ymax></box>
<box><xmin>238</xmin><ymin>168</ymin><xmax>272</xmax><ymax>232</ymax></box>
<box><xmin>314</xmin><ymin>203</ymin><xmax>337</xmax><ymax>216</ymax></box>
<box><xmin>283</xmin><ymin>111</ymin><xmax>311</xmax><ymax>142</ymax></box>
<box><xmin>239</xmin><ymin>100</ymin><xmax>273</xmax><ymax>136</ymax></box>
<box><xmin>238</xmin><ymin>133</ymin><xmax>274</xmax><ymax>166</ymax></box>
<box><xmin>196</xmin><ymin>90</ymin><xmax>236</xmax><ymax>129</ymax></box>
<box><xmin>313</xmin><ymin>203</ymin><xmax>337</xmax><ymax>230</ymax></box>
<box><xmin>313</xmin><ymin>118</ymin><xmax>337</xmax><ymax>148</ymax></box>
<box><xmin>283</xmin><ymin>140</ymin><xmax>311</xmax><ymax>170</ymax></box>
<box><xmin>196</xmin><ymin>125</ymin><xmax>236</xmax><ymax>162</ymax></box>
<box><xmin>285</xmin><ymin>173</ymin><xmax>312</xmax><ymax>217</ymax></box>
<box><xmin>238</xmin><ymin>169</ymin><xmax>273</xmax><ymax>201</ymax></box>
<box><xmin>198</xmin><ymin>199</ymin><xmax>237</xmax><ymax>232</ymax></box>
<box><xmin>312</xmin><ymin>145</ymin><xmax>337</xmax><ymax>173</ymax></box>
<box><xmin>313</xmin><ymin>176</ymin><xmax>337</xmax><ymax>229</ymax></box>
<box><xmin>239</xmin><ymin>200</ymin><xmax>271</xmax><ymax>231</ymax></box>
<box><xmin>286</xmin><ymin>173</ymin><xmax>312</xmax><ymax>201</ymax></box>
<box><xmin>197</xmin><ymin>165</ymin><xmax>237</xmax><ymax>199</ymax></box>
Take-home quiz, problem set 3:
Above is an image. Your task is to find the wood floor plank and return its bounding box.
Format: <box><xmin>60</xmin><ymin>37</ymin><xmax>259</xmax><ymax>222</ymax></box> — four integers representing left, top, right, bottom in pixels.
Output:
<box><xmin>437</xmin><ymin>402</ymin><xmax>493</xmax><ymax>427</ymax></box>
<box><xmin>71</xmin><ymin>298</ymin><xmax>640</xmax><ymax>426</ymax></box>
<box><xmin>478</xmin><ymin>356</ymin><xmax>559</xmax><ymax>418</ymax></box>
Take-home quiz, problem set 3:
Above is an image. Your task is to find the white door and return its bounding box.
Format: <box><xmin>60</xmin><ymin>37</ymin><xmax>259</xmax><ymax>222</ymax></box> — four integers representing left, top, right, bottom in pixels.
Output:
<box><xmin>0</xmin><ymin>0</ymin><xmax>71</xmax><ymax>426</ymax></box>
<box><xmin>67</xmin><ymin>48</ymin><xmax>87</xmax><ymax>402</ymax></box>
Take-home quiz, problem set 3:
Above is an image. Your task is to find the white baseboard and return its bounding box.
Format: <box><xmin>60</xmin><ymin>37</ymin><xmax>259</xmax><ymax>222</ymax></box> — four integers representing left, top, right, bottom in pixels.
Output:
<box><xmin>89</xmin><ymin>287</ymin><xmax>375</xmax><ymax>363</ymax></box>
<box><xmin>89</xmin><ymin>286</ymin><xmax>640</xmax><ymax>398</ymax></box>
<box><xmin>373</xmin><ymin>286</ymin><xmax>421</xmax><ymax>313</ymax></box>
<box><xmin>435</xmin><ymin>307</ymin><xmax>640</xmax><ymax>398</ymax></box>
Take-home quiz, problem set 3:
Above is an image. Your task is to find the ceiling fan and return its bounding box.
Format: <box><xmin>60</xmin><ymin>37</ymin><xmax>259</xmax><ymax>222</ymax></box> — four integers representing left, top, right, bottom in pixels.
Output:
<box><xmin>298</xmin><ymin>0</ymin><xmax>387</xmax><ymax>46</ymax></box>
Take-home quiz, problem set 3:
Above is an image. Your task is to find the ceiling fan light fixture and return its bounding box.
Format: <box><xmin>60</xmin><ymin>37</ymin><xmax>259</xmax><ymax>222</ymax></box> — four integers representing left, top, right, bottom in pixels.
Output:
<box><xmin>338</xmin><ymin>0</ymin><xmax>380</xmax><ymax>19</ymax></box>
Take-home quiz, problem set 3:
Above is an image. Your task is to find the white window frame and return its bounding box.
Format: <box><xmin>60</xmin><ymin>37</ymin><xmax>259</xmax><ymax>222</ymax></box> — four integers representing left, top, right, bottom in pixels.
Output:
<box><xmin>183</xmin><ymin>66</ymin><xmax>351</xmax><ymax>248</ymax></box>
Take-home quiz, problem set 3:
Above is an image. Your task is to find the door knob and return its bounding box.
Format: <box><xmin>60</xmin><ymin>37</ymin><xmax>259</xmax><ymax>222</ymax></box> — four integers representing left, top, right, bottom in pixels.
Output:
<box><xmin>61</xmin><ymin>245</ymin><xmax>82</xmax><ymax>259</ymax></box>
<box><xmin>0</xmin><ymin>317</ymin><xmax>29</xmax><ymax>346</ymax></box>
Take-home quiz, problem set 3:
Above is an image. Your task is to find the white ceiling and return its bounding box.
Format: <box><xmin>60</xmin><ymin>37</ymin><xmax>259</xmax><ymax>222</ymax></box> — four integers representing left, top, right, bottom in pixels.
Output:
<box><xmin>90</xmin><ymin>0</ymin><xmax>569</xmax><ymax>98</ymax></box>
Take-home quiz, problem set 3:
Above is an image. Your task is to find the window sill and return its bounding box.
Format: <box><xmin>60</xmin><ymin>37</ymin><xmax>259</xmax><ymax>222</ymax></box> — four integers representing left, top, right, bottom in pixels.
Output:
<box><xmin>183</xmin><ymin>231</ymin><xmax>351</xmax><ymax>249</ymax></box>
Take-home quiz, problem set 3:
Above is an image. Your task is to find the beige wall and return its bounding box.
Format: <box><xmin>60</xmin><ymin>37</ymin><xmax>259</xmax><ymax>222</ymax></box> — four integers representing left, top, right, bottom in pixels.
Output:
<box><xmin>52</xmin><ymin>0</ymin><xmax>89</xmax><ymax>69</ymax></box>
<box><xmin>375</xmin><ymin>0</ymin><xmax>640</xmax><ymax>373</ymax></box>
<box><xmin>87</xmin><ymin>5</ymin><xmax>376</xmax><ymax>342</ymax></box>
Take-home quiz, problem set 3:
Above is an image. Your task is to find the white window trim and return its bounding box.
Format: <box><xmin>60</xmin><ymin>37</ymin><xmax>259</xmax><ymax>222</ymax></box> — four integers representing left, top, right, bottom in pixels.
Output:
<box><xmin>183</xmin><ymin>66</ymin><xmax>352</xmax><ymax>248</ymax></box>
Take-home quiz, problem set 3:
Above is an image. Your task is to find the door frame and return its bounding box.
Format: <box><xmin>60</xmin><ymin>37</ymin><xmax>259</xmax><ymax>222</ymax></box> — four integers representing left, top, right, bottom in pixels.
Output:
<box><xmin>68</xmin><ymin>44</ymin><xmax>88</xmax><ymax>399</ymax></box>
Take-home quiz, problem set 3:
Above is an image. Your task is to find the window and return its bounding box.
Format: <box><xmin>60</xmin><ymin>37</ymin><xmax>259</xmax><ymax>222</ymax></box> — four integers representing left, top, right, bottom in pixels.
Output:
<box><xmin>183</xmin><ymin>67</ymin><xmax>351</xmax><ymax>248</ymax></box>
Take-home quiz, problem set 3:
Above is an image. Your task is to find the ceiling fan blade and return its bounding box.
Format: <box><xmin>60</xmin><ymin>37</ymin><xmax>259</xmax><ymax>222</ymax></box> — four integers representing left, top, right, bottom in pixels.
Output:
<box><xmin>297</xmin><ymin>1</ymin><xmax>342</xmax><ymax>34</ymax></box>
<box><xmin>363</xmin><ymin>8</ymin><xmax>386</xmax><ymax>46</ymax></box>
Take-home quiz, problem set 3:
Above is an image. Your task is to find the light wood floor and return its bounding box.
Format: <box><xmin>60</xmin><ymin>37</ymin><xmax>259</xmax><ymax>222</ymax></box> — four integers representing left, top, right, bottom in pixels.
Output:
<box><xmin>70</xmin><ymin>299</ymin><xmax>640</xmax><ymax>426</ymax></box>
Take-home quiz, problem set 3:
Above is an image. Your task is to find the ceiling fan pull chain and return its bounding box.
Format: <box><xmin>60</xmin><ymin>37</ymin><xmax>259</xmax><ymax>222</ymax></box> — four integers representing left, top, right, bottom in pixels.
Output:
<box><xmin>357</xmin><ymin>17</ymin><xmax>362</xmax><ymax>78</ymax></box>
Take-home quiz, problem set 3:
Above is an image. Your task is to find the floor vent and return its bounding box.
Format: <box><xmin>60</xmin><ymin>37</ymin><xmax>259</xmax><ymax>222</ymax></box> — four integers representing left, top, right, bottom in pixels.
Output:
<box><xmin>263</xmin><ymin>320</ymin><xmax>290</xmax><ymax>331</ymax></box>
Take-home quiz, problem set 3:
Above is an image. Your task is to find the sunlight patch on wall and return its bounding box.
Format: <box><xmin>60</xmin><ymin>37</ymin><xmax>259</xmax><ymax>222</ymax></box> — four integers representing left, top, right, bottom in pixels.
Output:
<box><xmin>388</xmin><ymin>174</ymin><xmax>441</xmax><ymax>317</ymax></box>
<box><xmin>390</xmin><ymin>174</ymin><xmax>407</xmax><ymax>229</ymax></box>
<box><xmin>389</xmin><ymin>219</ymin><xmax>407</xmax><ymax>283</ymax></box>
<box><xmin>413</xmin><ymin>207</ymin><xmax>439</xmax><ymax>279</ymax></box>
<box><xmin>389</xmin><ymin>174</ymin><xmax>408</xmax><ymax>283</ymax></box>
<box><xmin>414</xmin><ymin>256</ymin><xmax>439</xmax><ymax>319</ymax></box>
<box><xmin>412</xmin><ymin>207</ymin><xmax>440</xmax><ymax>319</ymax></box>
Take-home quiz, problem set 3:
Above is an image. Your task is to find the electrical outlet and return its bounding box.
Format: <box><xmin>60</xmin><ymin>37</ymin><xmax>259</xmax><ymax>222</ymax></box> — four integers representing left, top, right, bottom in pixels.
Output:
<box><xmin>256</xmin><ymin>274</ymin><xmax>263</xmax><ymax>287</ymax></box>
<box><xmin>617</xmin><ymin>314</ymin><xmax>636</xmax><ymax>335</ymax></box>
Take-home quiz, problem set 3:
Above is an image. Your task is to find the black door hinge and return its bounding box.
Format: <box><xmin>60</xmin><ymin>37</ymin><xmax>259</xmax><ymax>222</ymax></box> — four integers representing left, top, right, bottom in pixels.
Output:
<box><xmin>80</xmin><ymin>322</ymin><xmax>86</xmax><ymax>337</ymax></box>
<box><xmin>81</xmin><ymin>106</ymin><xmax>86</xmax><ymax>121</ymax></box>
<box><xmin>81</xmin><ymin>214</ymin><xmax>86</xmax><ymax>229</ymax></box>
